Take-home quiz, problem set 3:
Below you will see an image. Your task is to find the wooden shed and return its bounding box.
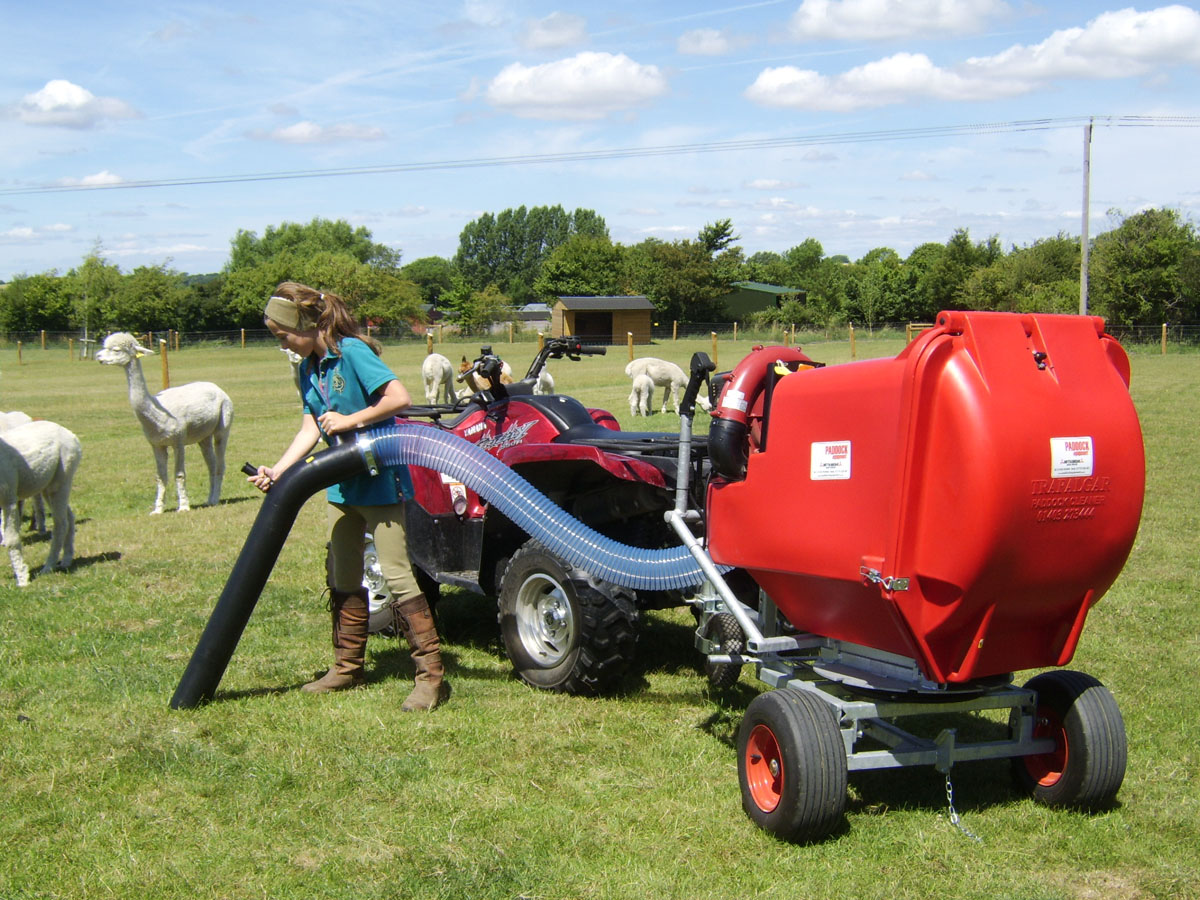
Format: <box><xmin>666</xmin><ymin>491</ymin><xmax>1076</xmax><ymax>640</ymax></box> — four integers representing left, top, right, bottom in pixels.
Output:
<box><xmin>552</xmin><ymin>296</ymin><xmax>655</xmax><ymax>345</ymax></box>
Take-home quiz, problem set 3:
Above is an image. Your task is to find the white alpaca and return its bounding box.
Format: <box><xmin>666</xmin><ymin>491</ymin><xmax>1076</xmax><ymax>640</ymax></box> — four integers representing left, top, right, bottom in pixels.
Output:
<box><xmin>0</xmin><ymin>411</ymin><xmax>45</xmax><ymax>535</ymax></box>
<box><xmin>421</xmin><ymin>353</ymin><xmax>455</xmax><ymax>404</ymax></box>
<box><xmin>281</xmin><ymin>347</ymin><xmax>304</xmax><ymax>398</ymax></box>
<box><xmin>533</xmin><ymin>367</ymin><xmax>555</xmax><ymax>396</ymax></box>
<box><xmin>0</xmin><ymin>420</ymin><xmax>81</xmax><ymax>586</ymax></box>
<box><xmin>629</xmin><ymin>373</ymin><xmax>653</xmax><ymax>417</ymax></box>
<box><xmin>97</xmin><ymin>332</ymin><xmax>233</xmax><ymax>514</ymax></box>
<box><xmin>624</xmin><ymin>358</ymin><xmax>712</xmax><ymax>415</ymax></box>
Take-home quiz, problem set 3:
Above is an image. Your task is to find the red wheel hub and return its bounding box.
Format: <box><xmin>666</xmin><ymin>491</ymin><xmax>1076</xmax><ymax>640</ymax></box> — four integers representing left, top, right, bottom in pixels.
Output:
<box><xmin>745</xmin><ymin>724</ymin><xmax>783</xmax><ymax>812</ymax></box>
<box><xmin>1024</xmin><ymin>704</ymin><xmax>1069</xmax><ymax>787</ymax></box>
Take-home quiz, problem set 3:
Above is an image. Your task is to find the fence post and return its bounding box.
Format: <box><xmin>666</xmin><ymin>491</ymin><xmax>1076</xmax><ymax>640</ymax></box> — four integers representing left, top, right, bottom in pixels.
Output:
<box><xmin>1162</xmin><ymin>323</ymin><xmax>1168</xmax><ymax>355</ymax></box>
<box><xmin>438</xmin><ymin>323</ymin><xmax>444</xmax><ymax>343</ymax></box>
<box><xmin>426</xmin><ymin>332</ymin><xmax>434</xmax><ymax>355</ymax></box>
<box><xmin>850</xmin><ymin>323</ymin><xmax>856</xmax><ymax>359</ymax></box>
<box><xmin>68</xmin><ymin>338</ymin><xmax>74</xmax><ymax>359</ymax></box>
<box><xmin>672</xmin><ymin>321</ymin><xmax>678</xmax><ymax>341</ymax></box>
<box><xmin>711</xmin><ymin>331</ymin><xmax>718</xmax><ymax>368</ymax></box>
<box><xmin>733</xmin><ymin>322</ymin><xmax>738</xmax><ymax>342</ymax></box>
<box><xmin>508</xmin><ymin>322</ymin><xmax>514</xmax><ymax>343</ymax></box>
<box><xmin>174</xmin><ymin>330</ymin><xmax>180</xmax><ymax>352</ymax></box>
<box><xmin>17</xmin><ymin>341</ymin><xmax>23</xmax><ymax>365</ymax></box>
<box><xmin>40</xmin><ymin>330</ymin><xmax>46</xmax><ymax>350</ymax></box>
<box><xmin>160</xmin><ymin>339</ymin><xmax>170</xmax><ymax>390</ymax></box>
<box><xmin>241</xmin><ymin>328</ymin><xmax>245</xmax><ymax>349</ymax></box>
<box><xmin>537</xmin><ymin>332</ymin><xmax>545</xmax><ymax>353</ymax></box>
<box><xmin>627</xmin><ymin>332</ymin><xmax>634</xmax><ymax>361</ymax></box>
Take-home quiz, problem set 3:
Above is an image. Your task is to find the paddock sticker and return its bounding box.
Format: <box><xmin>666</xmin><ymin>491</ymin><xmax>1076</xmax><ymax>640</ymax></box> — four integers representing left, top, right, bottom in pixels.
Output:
<box><xmin>811</xmin><ymin>441</ymin><xmax>851</xmax><ymax>481</ymax></box>
<box><xmin>1050</xmin><ymin>436</ymin><xmax>1094</xmax><ymax>479</ymax></box>
<box><xmin>721</xmin><ymin>388</ymin><xmax>748</xmax><ymax>414</ymax></box>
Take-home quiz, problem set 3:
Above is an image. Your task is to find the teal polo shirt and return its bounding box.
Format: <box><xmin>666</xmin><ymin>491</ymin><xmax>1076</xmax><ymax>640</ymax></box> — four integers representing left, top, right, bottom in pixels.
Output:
<box><xmin>299</xmin><ymin>337</ymin><xmax>412</xmax><ymax>506</ymax></box>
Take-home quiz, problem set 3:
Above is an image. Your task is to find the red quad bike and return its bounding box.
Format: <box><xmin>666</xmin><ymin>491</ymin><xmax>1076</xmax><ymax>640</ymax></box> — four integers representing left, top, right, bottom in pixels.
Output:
<box><xmin>398</xmin><ymin>337</ymin><xmax>720</xmax><ymax>696</ymax></box>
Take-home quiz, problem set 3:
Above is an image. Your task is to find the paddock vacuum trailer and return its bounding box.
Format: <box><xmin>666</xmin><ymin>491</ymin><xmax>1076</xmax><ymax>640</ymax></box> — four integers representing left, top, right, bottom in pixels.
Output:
<box><xmin>173</xmin><ymin>311</ymin><xmax>1144</xmax><ymax>843</ymax></box>
<box><xmin>691</xmin><ymin>310</ymin><xmax>1145</xmax><ymax>841</ymax></box>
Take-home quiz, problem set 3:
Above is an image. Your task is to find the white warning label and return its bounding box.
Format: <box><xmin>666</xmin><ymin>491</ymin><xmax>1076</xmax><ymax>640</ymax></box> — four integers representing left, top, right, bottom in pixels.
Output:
<box><xmin>811</xmin><ymin>440</ymin><xmax>852</xmax><ymax>481</ymax></box>
<box><xmin>721</xmin><ymin>388</ymin><xmax>748</xmax><ymax>413</ymax></box>
<box><xmin>1050</xmin><ymin>436</ymin><xmax>1094</xmax><ymax>479</ymax></box>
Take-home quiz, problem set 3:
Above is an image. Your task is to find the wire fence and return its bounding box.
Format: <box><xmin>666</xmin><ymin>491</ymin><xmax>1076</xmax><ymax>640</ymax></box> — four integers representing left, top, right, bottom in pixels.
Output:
<box><xmin>2</xmin><ymin>320</ymin><xmax>1198</xmax><ymax>359</ymax></box>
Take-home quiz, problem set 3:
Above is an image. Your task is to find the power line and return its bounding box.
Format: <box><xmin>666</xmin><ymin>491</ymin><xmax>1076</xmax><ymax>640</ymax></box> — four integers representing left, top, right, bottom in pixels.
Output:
<box><xmin>3</xmin><ymin>114</ymin><xmax>1198</xmax><ymax>198</ymax></box>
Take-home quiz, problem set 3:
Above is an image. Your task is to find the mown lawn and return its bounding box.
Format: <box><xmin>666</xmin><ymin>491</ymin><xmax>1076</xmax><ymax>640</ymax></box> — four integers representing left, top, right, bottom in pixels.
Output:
<box><xmin>0</xmin><ymin>333</ymin><xmax>1195</xmax><ymax>900</ymax></box>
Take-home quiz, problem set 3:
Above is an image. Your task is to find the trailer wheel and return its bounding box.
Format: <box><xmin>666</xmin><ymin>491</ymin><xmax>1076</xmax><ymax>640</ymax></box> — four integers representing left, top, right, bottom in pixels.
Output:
<box><xmin>737</xmin><ymin>688</ymin><xmax>847</xmax><ymax>842</ymax></box>
<box><xmin>498</xmin><ymin>543</ymin><xmax>638</xmax><ymax>696</ymax></box>
<box><xmin>1012</xmin><ymin>669</ymin><xmax>1127</xmax><ymax>809</ymax></box>
<box><xmin>704</xmin><ymin>613</ymin><xmax>745</xmax><ymax>690</ymax></box>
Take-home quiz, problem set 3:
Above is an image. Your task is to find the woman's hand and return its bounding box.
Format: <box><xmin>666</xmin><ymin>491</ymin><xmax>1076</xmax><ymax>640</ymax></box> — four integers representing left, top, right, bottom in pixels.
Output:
<box><xmin>248</xmin><ymin>466</ymin><xmax>276</xmax><ymax>493</ymax></box>
<box><xmin>318</xmin><ymin>410</ymin><xmax>352</xmax><ymax>434</ymax></box>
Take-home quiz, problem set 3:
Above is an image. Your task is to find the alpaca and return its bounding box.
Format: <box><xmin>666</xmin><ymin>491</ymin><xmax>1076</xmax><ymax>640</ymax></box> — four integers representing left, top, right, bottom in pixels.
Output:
<box><xmin>624</xmin><ymin>358</ymin><xmax>712</xmax><ymax>415</ymax></box>
<box><xmin>457</xmin><ymin>355</ymin><xmax>513</xmax><ymax>394</ymax></box>
<box><xmin>97</xmin><ymin>332</ymin><xmax>233</xmax><ymax>514</ymax></box>
<box><xmin>421</xmin><ymin>353</ymin><xmax>455</xmax><ymax>404</ymax></box>
<box><xmin>533</xmin><ymin>367</ymin><xmax>555</xmax><ymax>396</ymax></box>
<box><xmin>281</xmin><ymin>347</ymin><xmax>303</xmax><ymax>398</ymax></box>
<box><xmin>0</xmin><ymin>420</ymin><xmax>81</xmax><ymax>586</ymax></box>
<box><xmin>629</xmin><ymin>372</ymin><xmax>653</xmax><ymax>417</ymax></box>
<box><xmin>0</xmin><ymin>411</ymin><xmax>46</xmax><ymax>535</ymax></box>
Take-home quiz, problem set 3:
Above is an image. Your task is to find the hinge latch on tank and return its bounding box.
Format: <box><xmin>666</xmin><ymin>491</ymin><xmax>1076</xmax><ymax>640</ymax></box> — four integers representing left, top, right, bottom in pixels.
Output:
<box><xmin>860</xmin><ymin>566</ymin><xmax>910</xmax><ymax>592</ymax></box>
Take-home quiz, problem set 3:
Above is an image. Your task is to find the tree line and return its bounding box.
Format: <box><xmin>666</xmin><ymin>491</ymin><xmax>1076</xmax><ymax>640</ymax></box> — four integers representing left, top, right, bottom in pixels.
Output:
<box><xmin>1</xmin><ymin>204</ymin><xmax>1197</xmax><ymax>338</ymax></box>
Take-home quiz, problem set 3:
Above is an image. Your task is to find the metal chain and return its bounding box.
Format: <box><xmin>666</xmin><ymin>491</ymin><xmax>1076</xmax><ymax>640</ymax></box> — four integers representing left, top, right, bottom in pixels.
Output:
<box><xmin>943</xmin><ymin>775</ymin><xmax>983</xmax><ymax>843</ymax></box>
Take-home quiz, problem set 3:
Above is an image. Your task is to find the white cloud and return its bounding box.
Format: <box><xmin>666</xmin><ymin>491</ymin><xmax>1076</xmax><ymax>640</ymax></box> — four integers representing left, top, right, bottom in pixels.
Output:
<box><xmin>678</xmin><ymin>28</ymin><xmax>730</xmax><ymax>56</ymax></box>
<box><xmin>250</xmin><ymin>121</ymin><xmax>386</xmax><ymax>143</ymax></box>
<box><xmin>57</xmin><ymin>170</ymin><xmax>125</xmax><ymax>187</ymax></box>
<box><xmin>1</xmin><ymin>227</ymin><xmax>36</xmax><ymax>240</ymax></box>
<box><xmin>745</xmin><ymin>178</ymin><xmax>804</xmax><ymax>190</ymax></box>
<box><xmin>485</xmin><ymin>52</ymin><xmax>667</xmax><ymax>120</ymax></box>
<box><xmin>520</xmin><ymin>12</ymin><xmax>587</xmax><ymax>50</ymax></box>
<box><xmin>749</xmin><ymin>5</ymin><xmax>1200</xmax><ymax>111</ymax></box>
<box><xmin>788</xmin><ymin>0</ymin><xmax>1011</xmax><ymax>41</ymax></box>
<box><xmin>463</xmin><ymin>0</ymin><xmax>508</xmax><ymax>28</ymax></box>
<box><xmin>12</xmin><ymin>79</ymin><xmax>139</xmax><ymax>129</ymax></box>
<box><xmin>965</xmin><ymin>5</ymin><xmax>1200</xmax><ymax>81</ymax></box>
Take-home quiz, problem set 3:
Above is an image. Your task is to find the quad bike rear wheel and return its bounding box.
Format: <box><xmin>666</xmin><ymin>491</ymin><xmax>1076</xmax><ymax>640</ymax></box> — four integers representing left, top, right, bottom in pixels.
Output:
<box><xmin>498</xmin><ymin>543</ymin><xmax>637</xmax><ymax>695</ymax></box>
<box><xmin>737</xmin><ymin>688</ymin><xmax>847</xmax><ymax>843</ymax></box>
<box><xmin>1011</xmin><ymin>669</ymin><xmax>1126</xmax><ymax>809</ymax></box>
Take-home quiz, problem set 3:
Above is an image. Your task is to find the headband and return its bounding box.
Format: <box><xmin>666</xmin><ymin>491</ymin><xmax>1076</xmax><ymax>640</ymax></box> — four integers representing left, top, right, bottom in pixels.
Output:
<box><xmin>265</xmin><ymin>295</ymin><xmax>318</xmax><ymax>331</ymax></box>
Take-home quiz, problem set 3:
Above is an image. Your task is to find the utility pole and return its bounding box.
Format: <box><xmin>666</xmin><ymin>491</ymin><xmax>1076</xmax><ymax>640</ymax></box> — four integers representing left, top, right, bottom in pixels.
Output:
<box><xmin>1080</xmin><ymin>118</ymin><xmax>1093</xmax><ymax>314</ymax></box>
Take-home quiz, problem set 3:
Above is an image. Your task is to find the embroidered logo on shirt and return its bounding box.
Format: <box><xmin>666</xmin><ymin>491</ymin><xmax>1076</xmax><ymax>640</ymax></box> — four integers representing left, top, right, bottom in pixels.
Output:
<box><xmin>331</xmin><ymin>373</ymin><xmax>346</xmax><ymax>393</ymax></box>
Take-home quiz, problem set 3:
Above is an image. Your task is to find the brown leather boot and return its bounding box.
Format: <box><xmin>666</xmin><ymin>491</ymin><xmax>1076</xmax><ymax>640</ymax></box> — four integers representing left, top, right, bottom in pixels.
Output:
<box><xmin>392</xmin><ymin>594</ymin><xmax>451</xmax><ymax>711</ymax></box>
<box><xmin>302</xmin><ymin>588</ymin><xmax>369</xmax><ymax>693</ymax></box>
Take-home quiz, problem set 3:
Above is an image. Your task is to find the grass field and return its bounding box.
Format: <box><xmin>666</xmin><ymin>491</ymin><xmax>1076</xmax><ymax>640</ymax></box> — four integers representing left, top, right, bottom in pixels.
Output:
<box><xmin>1</xmin><ymin>333</ymin><xmax>1197</xmax><ymax>900</ymax></box>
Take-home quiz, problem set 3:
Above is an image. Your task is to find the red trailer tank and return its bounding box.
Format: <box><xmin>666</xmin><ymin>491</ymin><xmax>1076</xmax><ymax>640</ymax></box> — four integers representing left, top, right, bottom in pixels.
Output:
<box><xmin>707</xmin><ymin>311</ymin><xmax>1145</xmax><ymax>683</ymax></box>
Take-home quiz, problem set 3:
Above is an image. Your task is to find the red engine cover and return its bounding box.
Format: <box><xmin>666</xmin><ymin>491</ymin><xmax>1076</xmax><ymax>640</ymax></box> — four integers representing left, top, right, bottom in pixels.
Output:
<box><xmin>707</xmin><ymin>311</ymin><xmax>1145</xmax><ymax>683</ymax></box>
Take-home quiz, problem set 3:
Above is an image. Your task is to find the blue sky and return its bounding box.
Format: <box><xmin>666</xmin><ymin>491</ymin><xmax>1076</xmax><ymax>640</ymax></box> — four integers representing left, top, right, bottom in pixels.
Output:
<box><xmin>2</xmin><ymin>1</ymin><xmax>1199</xmax><ymax>281</ymax></box>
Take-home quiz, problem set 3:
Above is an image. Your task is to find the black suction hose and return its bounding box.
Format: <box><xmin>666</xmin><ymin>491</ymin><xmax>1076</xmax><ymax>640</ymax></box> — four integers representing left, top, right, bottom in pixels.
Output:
<box><xmin>170</xmin><ymin>440</ymin><xmax>366</xmax><ymax>709</ymax></box>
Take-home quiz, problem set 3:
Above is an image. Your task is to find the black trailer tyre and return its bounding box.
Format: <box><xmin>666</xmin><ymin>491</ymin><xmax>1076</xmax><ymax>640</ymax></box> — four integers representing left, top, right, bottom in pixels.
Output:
<box><xmin>704</xmin><ymin>613</ymin><xmax>745</xmax><ymax>689</ymax></box>
<box><xmin>498</xmin><ymin>543</ymin><xmax>638</xmax><ymax>695</ymax></box>
<box><xmin>737</xmin><ymin>688</ymin><xmax>848</xmax><ymax>842</ymax></box>
<box><xmin>1012</xmin><ymin>669</ymin><xmax>1127</xmax><ymax>809</ymax></box>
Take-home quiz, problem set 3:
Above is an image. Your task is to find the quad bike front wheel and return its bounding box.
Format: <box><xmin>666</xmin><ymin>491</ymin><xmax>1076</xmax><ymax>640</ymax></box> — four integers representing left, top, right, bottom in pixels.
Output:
<box><xmin>737</xmin><ymin>688</ymin><xmax>848</xmax><ymax>843</ymax></box>
<box><xmin>498</xmin><ymin>543</ymin><xmax>637</xmax><ymax>695</ymax></box>
<box><xmin>1011</xmin><ymin>669</ymin><xmax>1127</xmax><ymax>809</ymax></box>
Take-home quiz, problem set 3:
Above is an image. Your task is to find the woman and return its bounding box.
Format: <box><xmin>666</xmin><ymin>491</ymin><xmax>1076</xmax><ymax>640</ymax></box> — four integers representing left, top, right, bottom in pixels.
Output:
<box><xmin>249</xmin><ymin>281</ymin><xmax>449</xmax><ymax>711</ymax></box>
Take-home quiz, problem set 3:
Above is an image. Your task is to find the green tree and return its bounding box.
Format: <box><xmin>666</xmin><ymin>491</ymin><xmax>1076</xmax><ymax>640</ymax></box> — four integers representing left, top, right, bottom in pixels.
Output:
<box><xmin>534</xmin><ymin>235</ymin><xmax>624</xmax><ymax>299</ymax></box>
<box><xmin>698</xmin><ymin>218</ymin><xmax>739</xmax><ymax>255</ymax></box>
<box><xmin>401</xmin><ymin>256</ymin><xmax>456</xmax><ymax>307</ymax></box>
<box><xmin>221</xmin><ymin>219</ymin><xmax>419</xmax><ymax>328</ymax></box>
<box><xmin>67</xmin><ymin>250</ymin><xmax>122</xmax><ymax>337</ymax></box>
<box><xmin>455</xmin><ymin>205</ymin><xmax>608</xmax><ymax>304</ymax></box>
<box><xmin>0</xmin><ymin>272</ymin><xmax>72</xmax><ymax>331</ymax></box>
<box><xmin>228</xmin><ymin>217</ymin><xmax>399</xmax><ymax>271</ymax></box>
<box><xmin>847</xmin><ymin>248</ymin><xmax>906</xmax><ymax>328</ymax></box>
<box><xmin>1090</xmin><ymin>208</ymin><xmax>1200</xmax><ymax>326</ymax></box>
<box><xmin>101</xmin><ymin>264</ymin><xmax>190</xmax><ymax>332</ymax></box>
<box><xmin>621</xmin><ymin>238</ymin><xmax>726</xmax><ymax>323</ymax></box>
